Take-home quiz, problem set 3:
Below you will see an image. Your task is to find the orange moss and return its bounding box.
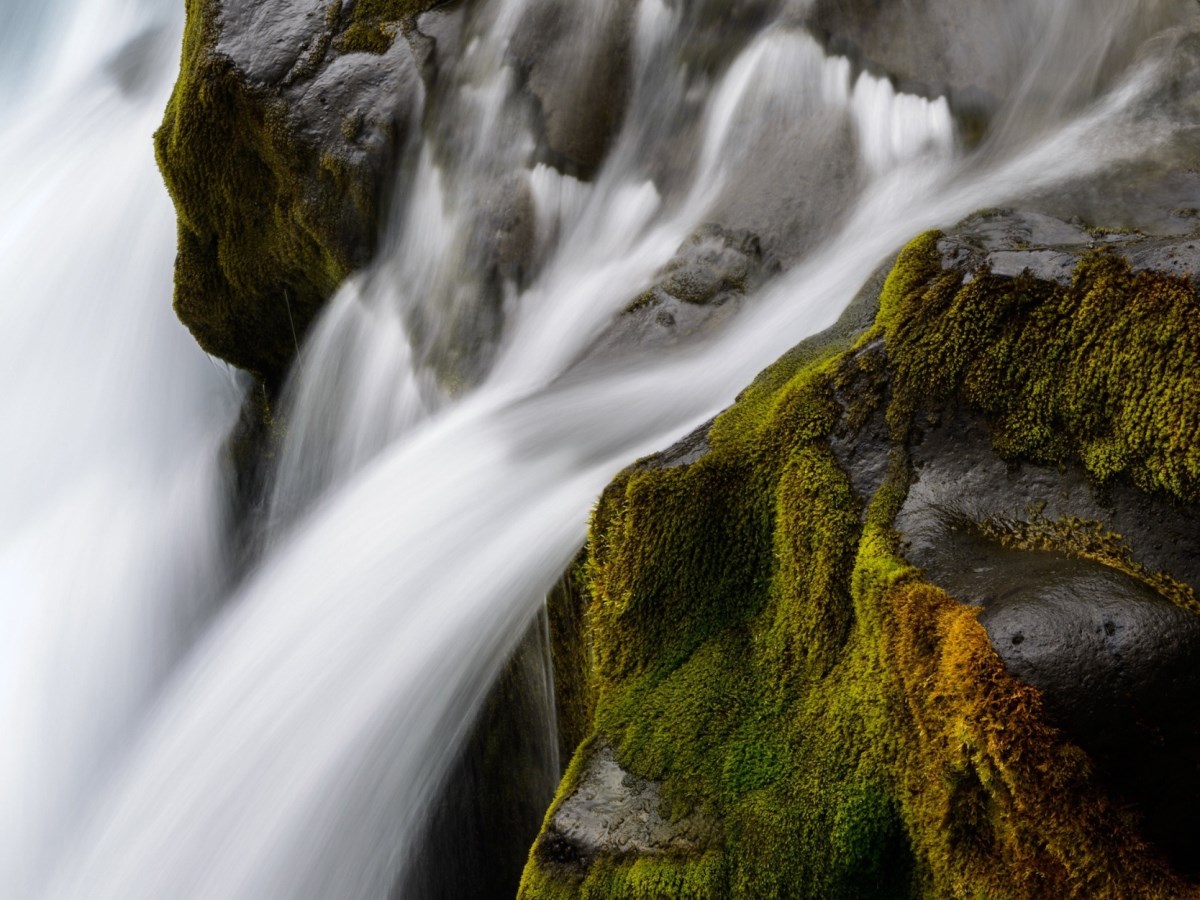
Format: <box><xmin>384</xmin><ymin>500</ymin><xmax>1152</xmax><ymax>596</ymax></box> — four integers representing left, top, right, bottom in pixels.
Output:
<box><xmin>521</xmin><ymin>233</ymin><xmax>1200</xmax><ymax>898</ymax></box>
<box><xmin>887</xmin><ymin>579</ymin><xmax>1185</xmax><ymax>897</ymax></box>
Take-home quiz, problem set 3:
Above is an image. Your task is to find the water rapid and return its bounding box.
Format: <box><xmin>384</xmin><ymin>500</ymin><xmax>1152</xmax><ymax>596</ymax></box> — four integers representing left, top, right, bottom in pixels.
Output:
<box><xmin>2</xmin><ymin>0</ymin><xmax>1196</xmax><ymax>897</ymax></box>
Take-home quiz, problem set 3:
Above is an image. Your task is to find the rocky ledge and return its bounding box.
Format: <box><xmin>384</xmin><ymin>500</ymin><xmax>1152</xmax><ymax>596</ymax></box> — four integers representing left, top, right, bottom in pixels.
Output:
<box><xmin>525</xmin><ymin>212</ymin><xmax>1200</xmax><ymax>898</ymax></box>
<box><xmin>156</xmin><ymin>0</ymin><xmax>433</xmax><ymax>384</ymax></box>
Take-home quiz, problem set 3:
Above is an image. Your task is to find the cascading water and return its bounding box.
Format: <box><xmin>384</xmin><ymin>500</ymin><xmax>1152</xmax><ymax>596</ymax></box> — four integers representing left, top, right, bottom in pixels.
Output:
<box><xmin>0</xmin><ymin>1</ymin><xmax>240</xmax><ymax>896</ymax></box>
<box><xmin>3</xmin><ymin>0</ymin><xmax>1196</xmax><ymax>897</ymax></box>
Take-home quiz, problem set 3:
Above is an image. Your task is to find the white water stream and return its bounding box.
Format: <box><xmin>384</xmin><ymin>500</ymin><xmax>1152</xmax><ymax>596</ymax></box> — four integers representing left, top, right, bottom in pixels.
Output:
<box><xmin>1</xmin><ymin>0</ymin><xmax>1193</xmax><ymax>897</ymax></box>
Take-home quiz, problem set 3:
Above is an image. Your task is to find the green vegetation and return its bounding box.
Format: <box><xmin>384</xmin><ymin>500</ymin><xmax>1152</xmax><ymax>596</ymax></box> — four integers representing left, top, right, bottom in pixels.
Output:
<box><xmin>155</xmin><ymin>0</ymin><xmax>435</xmax><ymax>385</ymax></box>
<box><xmin>335</xmin><ymin>0</ymin><xmax>433</xmax><ymax>54</ymax></box>
<box><xmin>521</xmin><ymin>234</ymin><xmax>1200</xmax><ymax>898</ymax></box>
<box><xmin>884</xmin><ymin>246</ymin><xmax>1200</xmax><ymax>501</ymax></box>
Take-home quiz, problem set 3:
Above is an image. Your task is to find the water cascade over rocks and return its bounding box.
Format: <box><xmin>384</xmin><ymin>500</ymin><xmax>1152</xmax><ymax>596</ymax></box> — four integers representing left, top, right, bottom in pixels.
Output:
<box><xmin>4</xmin><ymin>0</ymin><xmax>1200</xmax><ymax>896</ymax></box>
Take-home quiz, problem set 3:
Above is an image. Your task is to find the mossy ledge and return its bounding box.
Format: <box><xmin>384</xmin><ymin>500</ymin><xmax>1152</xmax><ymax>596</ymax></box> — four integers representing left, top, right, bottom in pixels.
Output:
<box><xmin>156</xmin><ymin>0</ymin><xmax>433</xmax><ymax>386</ymax></box>
<box><xmin>521</xmin><ymin>229</ymin><xmax>1200</xmax><ymax>898</ymax></box>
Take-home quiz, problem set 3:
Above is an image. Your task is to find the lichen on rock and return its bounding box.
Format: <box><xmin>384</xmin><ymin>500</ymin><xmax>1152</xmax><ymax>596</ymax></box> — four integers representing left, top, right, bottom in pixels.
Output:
<box><xmin>521</xmin><ymin>216</ymin><xmax>1200</xmax><ymax>898</ymax></box>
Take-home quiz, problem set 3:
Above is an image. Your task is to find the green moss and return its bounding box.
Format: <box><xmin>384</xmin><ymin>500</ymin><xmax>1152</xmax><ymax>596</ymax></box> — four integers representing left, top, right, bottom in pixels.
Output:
<box><xmin>157</xmin><ymin>1</ymin><xmax>340</xmax><ymax>383</ymax></box>
<box><xmin>885</xmin><ymin>243</ymin><xmax>1200</xmax><ymax>501</ymax></box>
<box><xmin>875</xmin><ymin>231</ymin><xmax>945</xmax><ymax>330</ymax></box>
<box><xmin>333</xmin><ymin>0</ymin><xmax>431</xmax><ymax>54</ymax></box>
<box><xmin>521</xmin><ymin>232</ymin><xmax>1200</xmax><ymax>898</ymax></box>
<box><xmin>156</xmin><ymin>0</ymin><xmax>436</xmax><ymax>384</ymax></box>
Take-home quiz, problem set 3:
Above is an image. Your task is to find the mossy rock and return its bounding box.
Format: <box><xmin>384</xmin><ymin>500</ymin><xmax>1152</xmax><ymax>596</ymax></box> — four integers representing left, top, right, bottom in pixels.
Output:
<box><xmin>156</xmin><ymin>0</ymin><xmax>434</xmax><ymax>385</ymax></box>
<box><xmin>521</xmin><ymin>216</ymin><xmax>1200</xmax><ymax>898</ymax></box>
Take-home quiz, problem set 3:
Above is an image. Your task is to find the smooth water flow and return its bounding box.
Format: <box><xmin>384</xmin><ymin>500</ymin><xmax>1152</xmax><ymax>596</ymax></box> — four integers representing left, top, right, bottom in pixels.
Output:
<box><xmin>0</xmin><ymin>1</ymin><xmax>239</xmax><ymax>896</ymax></box>
<box><xmin>1</xmin><ymin>0</ymin><xmax>1194</xmax><ymax>897</ymax></box>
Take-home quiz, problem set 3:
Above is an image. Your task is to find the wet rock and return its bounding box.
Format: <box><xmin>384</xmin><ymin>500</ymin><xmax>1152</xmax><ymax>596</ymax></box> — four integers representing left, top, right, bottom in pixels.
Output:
<box><xmin>905</xmin><ymin>522</ymin><xmax>1200</xmax><ymax>873</ymax></box>
<box><xmin>677</xmin><ymin>0</ymin><xmax>780</xmax><ymax>74</ymax></box>
<box><xmin>510</xmin><ymin>0</ymin><xmax>634</xmax><ymax>178</ymax></box>
<box><xmin>897</xmin><ymin>406</ymin><xmax>1200</xmax><ymax>606</ymax></box>
<box><xmin>937</xmin><ymin>208</ymin><xmax>1200</xmax><ymax>289</ymax></box>
<box><xmin>404</xmin><ymin>172</ymin><xmax>538</xmax><ymax>389</ymax></box>
<box><xmin>836</xmin><ymin>219</ymin><xmax>1200</xmax><ymax>874</ymax></box>
<box><xmin>397</xmin><ymin>614</ymin><xmax>562</xmax><ymax>899</ymax></box>
<box><xmin>805</xmin><ymin>0</ymin><xmax>1025</xmax><ymax>120</ymax></box>
<box><xmin>468</xmin><ymin>174</ymin><xmax>538</xmax><ymax>288</ymax></box>
<box><xmin>829</xmin><ymin>341</ymin><xmax>892</xmax><ymax>508</ymax></box>
<box><xmin>1026</xmin><ymin>26</ymin><xmax>1200</xmax><ymax>236</ymax></box>
<box><xmin>640</xmin><ymin>418</ymin><xmax>715</xmax><ymax>471</ymax></box>
<box><xmin>410</xmin><ymin>2</ymin><xmax>466</xmax><ymax>85</ymax></box>
<box><xmin>895</xmin><ymin>401</ymin><xmax>1200</xmax><ymax>874</ymax></box>
<box><xmin>713</xmin><ymin>108</ymin><xmax>861</xmax><ymax>266</ymax></box>
<box><xmin>535</xmin><ymin>742</ymin><xmax>718</xmax><ymax>872</ymax></box>
<box><xmin>805</xmin><ymin>0</ymin><xmax>1195</xmax><ymax>142</ymax></box>
<box><xmin>523</xmin><ymin>219</ymin><xmax>1200</xmax><ymax>897</ymax></box>
<box><xmin>546</xmin><ymin>556</ymin><xmax>596</xmax><ymax>767</ymax></box>
<box><xmin>157</xmin><ymin>0</ymin><xmax>429</xmax><ymax>384</ymax></box>
<box><xmin>576</xmin><ymin>224</ymin><xmax>777</xmax><ymax>368</ymax></box>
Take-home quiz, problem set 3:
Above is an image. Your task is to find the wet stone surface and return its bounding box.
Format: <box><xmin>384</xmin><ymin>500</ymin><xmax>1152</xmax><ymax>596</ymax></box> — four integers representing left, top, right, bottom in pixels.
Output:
<box><xmin>894</xmin><ymin>406</ymin><xmax>1200</xmax><ymax>874</ymax></box>
<box><xmin>937</xmin><ymin>209</ymin><xmax>1200</xmax><ymax>288</ymax></box>
<box><xmin>538</xmin><ymin>743</ymin><xmax>717</xmax><ymax>870</ymax></box>
<box><xmin>575</xmin><ymin>224</ymin><xmax>776</xmax><ymax>371</ymax></box>
<box><xmin>641</xmin><ymin>418</ymin><xmax>715</xmax><ymax>471</ymax></box>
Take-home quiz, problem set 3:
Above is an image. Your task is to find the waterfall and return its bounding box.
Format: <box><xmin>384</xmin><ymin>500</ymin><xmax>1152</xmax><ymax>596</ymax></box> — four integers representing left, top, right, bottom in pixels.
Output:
<box><xmin>1</xmin><ymin>0</ymin><xmax>1193</xmax><ymax>897</ymax></box>
<box><xmin>0</xmin><ymin>1</ymin><xmax>240</xmax><ymax>896</ymax></box>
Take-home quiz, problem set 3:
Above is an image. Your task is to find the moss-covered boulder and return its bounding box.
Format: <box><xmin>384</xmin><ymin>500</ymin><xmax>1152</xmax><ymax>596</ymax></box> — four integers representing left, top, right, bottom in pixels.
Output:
<box><xmin>521</xmin><ymin>215</ymin><xmax>1200</xmax><ymax>898</ymax></box>
<box><xmin>155</xmin><ymin>0</ymin><xmax>434</xmax><ymax>385</ymax></box>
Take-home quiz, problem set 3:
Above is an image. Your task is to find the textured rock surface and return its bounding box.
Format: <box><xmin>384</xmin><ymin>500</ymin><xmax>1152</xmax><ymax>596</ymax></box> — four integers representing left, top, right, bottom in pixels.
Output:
<box><xmin>509</xmin><ymin>0</ymin><xmax>634</xmax><ymax>177</ymax></box>
<box><xmin>805</xmin><ymin>0</ymin><xmax>1028</xmax><ymax>113</ymax></box>
<box><xmin>156</xmin><ymin>0</ymin><xmax>429</xmax><ymax>384</ymax></box>
<box><xmin>804</xmin><ymin>0</ymin><xmax>1193</xmax><ymax>138</ymax></box>
<box><xmin>398</xmin><ymin>615</ymin><xmax>561</xmax><ymax>900</ymax></box>
<box><xmin>538</xmin><ymin>743</ymin><xmax>718</xmax><ymax>868</ymax></box>
<box><xmin>523</xmin><ymin>218</ymin><xmax>1200</xmax><ymax>898</ymax></box>
<box><xmin>894</xmin><ymin>409</ymin><xmax>1200</xmax><ymax>872</ymax></box>
<box><xmin>575</xmin><ymin>225</ymin><xmax>777</xmax><ymax>369</ymax></box>
<box><xmin>936</xmin><ymin>209</ymin><xmax>1200</xmax><ymax>288</ymax></box>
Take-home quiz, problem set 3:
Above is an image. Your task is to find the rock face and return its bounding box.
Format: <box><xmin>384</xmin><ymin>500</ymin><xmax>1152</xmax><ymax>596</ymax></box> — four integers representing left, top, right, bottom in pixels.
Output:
<box><xmin>935</xmin><ymin>209</ymin><xmax>1200</xmax><ymax>288</ymax></box>
<box><xmin>574</xmin><ymin>224</ymin><xmax>777</xmax><ymax>369</ymax></box>
<box><xmin>537</xmin><ymin>743</ymin><xmax>718</xmax><ymax>868</ymax></box>
<box><xmin>896</xmin><ymin>417</ymin><xmax>1200</xmax><ymax>871</ymax></box>
<box><xmin>522</xmin><ymin>217</ymin><xmax>1200</xmax><ymax>898</ymax></box>
<box><xmin>156</xmin><ymin>0</ymin><xmax>429</xmax><ymax>385</ymax></box>
<box><xmin>157</xmin><ymin>0</ymin><xmax>1200</xmax><ymax>392</ymax></box>
<box><xmin>509</xmin><ymin>0</ymin><xmax>633</xmax><ymax>177</ymax></box>
<box><xmin>805</xmin><ymin>0</ymin><xmax>1030</xmax><ymax>112</ymax></box>
<box><xmin>398</xmin><ymin>615</ymin><xmax>561</xmax><ymax>900</ymax></box>
<box><xmin>803</xmin><ymin>0</ymin><xmax>1193</xmax><ymax>138</ymax></box>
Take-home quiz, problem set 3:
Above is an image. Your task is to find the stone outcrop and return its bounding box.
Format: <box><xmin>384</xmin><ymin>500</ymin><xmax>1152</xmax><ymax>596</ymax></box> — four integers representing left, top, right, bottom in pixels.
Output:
<box><xmin>153</xmin><ymin>2</ymin><xmax>1200</xmax><ymax>894</ymax></box>
<box><xmin>522</xmin><ymin>215</ymin><xmax>1200</xmax><ymax>897</ymax></box>
<box><xmin>157</xmin><ymin>0</ymin><xmax>1200</xmax><ymax>390</ymax></box>
<box><xmin>156</xmin><ymin>0</ymin><xmax>649</xmax><ymax>387</ymax></box>
<box><xmin>508</xmin><ymin>0</ymin><xmax>634</xmax><ymax>177</ymax></box>
<box><xmin>537</xmin><ymin>742</ymin><xmax>718</xmax><ymax>868</ymax></box>
<box><xmin>574</xmin><ymin>224</ymin><xmax>778</xmax><ymax>369</ymax></box>
<box><xmin>156</xmin><ymin>0</ymin><xmax>434</xmax><ymax>385</ymax></box>
<box><xmin>803</xmin><ymin>0</ymin><xmax>1193</xmax><ymax>139</ymax></box>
